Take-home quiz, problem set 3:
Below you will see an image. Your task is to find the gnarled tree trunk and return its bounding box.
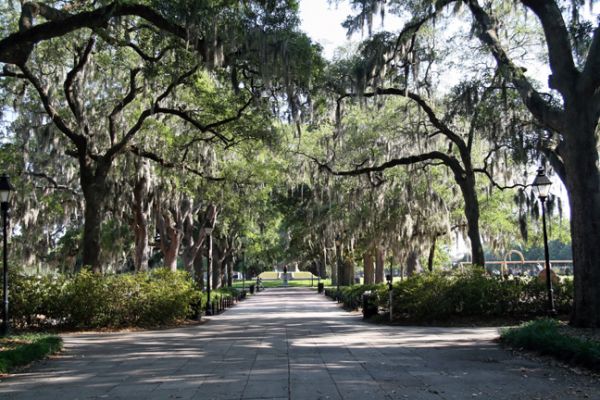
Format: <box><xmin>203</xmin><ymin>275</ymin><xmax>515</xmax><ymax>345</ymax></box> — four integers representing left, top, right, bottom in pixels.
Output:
<box><xmin>406</xmin><ymin>250</ymin><xmax>422</xmax><ymax>276</ymax></box>
<box><xmin>80</xmin><ymin>159</ymin><xmax>111</xmax><ymax>273</ymax></box>
<box><xmin>562</xmin><ymin>111</ymin><xmax>600</xmax><ymax>327</ymax></box>
<box><xmin>363</xmin><ymin>250</ymin><xmax>374</xmax><ymax>284</ymax></box>
<box><xmin>375</xmin><ymin>246</ymin><xmax>385</xmax><ymax>283</ymax></box>
<box><xmin>131</xmin><ymin>170</ymin><xmax>152</xmax><ymax>272</ymax></box>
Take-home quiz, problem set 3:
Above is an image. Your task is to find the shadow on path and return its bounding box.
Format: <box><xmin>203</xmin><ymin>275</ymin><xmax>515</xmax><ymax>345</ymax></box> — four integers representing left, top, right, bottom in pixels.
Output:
<box><xmin>0</xmin><ymin>287</ymin><xmax>598</xmax><ymax>400</ymax></box>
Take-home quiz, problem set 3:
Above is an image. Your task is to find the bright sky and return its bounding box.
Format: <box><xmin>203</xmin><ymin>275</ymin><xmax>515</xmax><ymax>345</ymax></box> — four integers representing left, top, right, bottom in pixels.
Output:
<box><xmin>299</xmin><ymin>1</ymin><xmax>354</xmax><ymax>59</ymax></box>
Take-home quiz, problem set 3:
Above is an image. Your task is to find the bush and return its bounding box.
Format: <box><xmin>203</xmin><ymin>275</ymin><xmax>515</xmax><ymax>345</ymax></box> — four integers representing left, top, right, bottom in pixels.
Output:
<box><xmin>325</xmin><ymin>284</ymin><xmax>385</xmax><ymax>309</ymax></box>
<box><xmin>385</xmin><ymin>268</ymin><xmax>573</xmax><ymax>321</ymax></box>
<box><xmin>321</xmin><ymin>268</ymin><xmax>574</xmax><ymax>322</ymax></box>
<box><xmin>5</xmin><ymin>269</ymin><xmax>197</xmax><ymax>329</ymax></box>
<box><xmin>501</xmin><ymin>318</ymin><xmax>600</xmax><ymax>371</ymax></box>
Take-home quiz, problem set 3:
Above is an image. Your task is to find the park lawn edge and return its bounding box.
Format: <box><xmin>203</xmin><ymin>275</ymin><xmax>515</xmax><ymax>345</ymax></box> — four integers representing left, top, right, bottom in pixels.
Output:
<box><xmin>0</xmin><ymin>334</ymin><xmax>63</xmax><ymax>374</ymax></box>
<box><xmin>500</xmin><ymin>318</ymin><xmax>600</xmax><ymax>371</ymax></box>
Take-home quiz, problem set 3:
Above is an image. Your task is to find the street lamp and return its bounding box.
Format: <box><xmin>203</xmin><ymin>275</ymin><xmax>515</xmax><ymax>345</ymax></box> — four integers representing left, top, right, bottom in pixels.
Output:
<box><xmin>532</xmin><ymin>167</ymin><xmax>556</xmax><ymax>316</ymax></box>
<box><xmin>205</xmin><ymin>226</ymin><xmax>214</xmax><ymax>316</ymax></box>
<box><xmin>0</xmin><ymin>175</ymin><xmax>14</xmax><ymax>336</ymax></box>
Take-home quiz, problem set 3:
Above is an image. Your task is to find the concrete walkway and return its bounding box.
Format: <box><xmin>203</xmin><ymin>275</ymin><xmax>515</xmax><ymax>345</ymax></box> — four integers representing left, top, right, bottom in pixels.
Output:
<box><xmin>1</xmin><ymin>287</ymin><xmax>598</xmax><ymax>400</ymax></box>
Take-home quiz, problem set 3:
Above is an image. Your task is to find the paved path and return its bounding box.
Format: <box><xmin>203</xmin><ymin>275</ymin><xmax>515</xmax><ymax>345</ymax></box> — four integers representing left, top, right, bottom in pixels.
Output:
<box><xmin>1</xmin><ymin>287</ymin><xmax>599</xmax><ymax>400</ymax></box>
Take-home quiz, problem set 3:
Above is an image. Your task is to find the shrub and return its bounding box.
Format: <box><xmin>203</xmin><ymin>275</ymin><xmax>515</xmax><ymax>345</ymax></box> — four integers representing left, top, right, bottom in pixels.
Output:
<box><xmin>325</xmin><ymin>284</ymin><xmax>385</xmax><ymax>309</ymax></box>
<box><xmin>4</xmin><ymin>269</ymin><xmax>197</xmax><ymax>329</ymax></box>
<box><xmin>501</xmin><ymin>318</ymin><xmax>600</xmax><ymax>371</ymax></box>
<box><xmin>321</xmin><ymin>268</ymin><xmax>573</xmax><ymax>322</ymax></box>
<box><xmin>385</xmin><ymin>268</ymin><xmax>574</xmax><ymax>321</ymax></box>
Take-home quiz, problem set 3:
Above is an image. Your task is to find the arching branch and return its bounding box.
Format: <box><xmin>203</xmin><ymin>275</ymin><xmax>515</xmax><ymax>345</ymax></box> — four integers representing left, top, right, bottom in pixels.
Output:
<box><xmin>129</xmin><ymin>146</ymin><xmax>225</xmax><ymax>182</ymax></box>
<box><xmin>0</xmin><ymin>2</ymin><xmax>199</xmax><ymax>65</ymax></box>
<box><xmin>301</xmin><ymin>150</ymin><xmax>463</xmax><ymax>178</ymax></box>
<box><xmin>64</xmin><ymin>35</ymin><xmax>95</xmax><ymax>130</ymax></box>
<box><xmin>465</xmin><ymin>0</ymin><xmax>564</xmax><ymax>132</ymax></box>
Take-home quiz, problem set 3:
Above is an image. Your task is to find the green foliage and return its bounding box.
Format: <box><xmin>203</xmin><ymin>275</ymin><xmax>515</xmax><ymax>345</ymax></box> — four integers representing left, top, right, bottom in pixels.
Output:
<box><xmin>0</xmin><ymin>334</ymin><xmax>63</xmax><ymax>374</ymax></box>
<box><xmin>324</xmin><ymin>284</ymin><xmax>386</xmax><ymax>309</ymax></box>
<box><xmin>501</xmin><ymin>319</ymin><xmax>600</xmax><ymax>371</ymax></box>
<box><xmin>7</xmin><ymin>269</ymin><xmax>197</xmax><ymax>329</ymax></box>
<box><xmin>323</xmin><ymin>268</ymin><xmax>573</xmax><ymax>322</ymax></box>
<box><xmin>386</xmin><ymin>268</ymin><xmax>573</xmax><ymax>321</ymax></box>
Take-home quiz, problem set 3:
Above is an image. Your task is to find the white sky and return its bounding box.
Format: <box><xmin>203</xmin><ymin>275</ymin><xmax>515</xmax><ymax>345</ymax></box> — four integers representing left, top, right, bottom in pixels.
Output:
<box><xmin>299</xmin><ymin>1</ymin><xmax>354</xmax><ymax>59</ymax></box>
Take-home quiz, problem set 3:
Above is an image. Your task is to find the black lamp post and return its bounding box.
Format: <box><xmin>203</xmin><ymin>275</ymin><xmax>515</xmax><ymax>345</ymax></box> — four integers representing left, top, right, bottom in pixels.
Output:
<box><xmin>0</xmin><ymin>175</ymin><xmax>14</xmax><ymax>336</ymax></box>
<box><xmin>532</xmin><ymin>167</ymin><xmax>556</xmax><ymax>316</ymax></box>
<box><xmin>205</xmin><ymin>226</ymin><xmax>214</xmax><ymax>316</ymax></box>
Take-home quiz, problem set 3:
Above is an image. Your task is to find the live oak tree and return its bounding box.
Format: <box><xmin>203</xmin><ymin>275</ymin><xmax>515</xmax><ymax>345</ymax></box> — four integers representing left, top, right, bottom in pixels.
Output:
<box><xmin>340</xmin><ymin>0</ymin><xmax>600</xmax><ymax>327</ymax></box>
<box><xmin>0</xmin><ymin>1</ymin><xmax>320</xmax><ymax>273</ymax></box>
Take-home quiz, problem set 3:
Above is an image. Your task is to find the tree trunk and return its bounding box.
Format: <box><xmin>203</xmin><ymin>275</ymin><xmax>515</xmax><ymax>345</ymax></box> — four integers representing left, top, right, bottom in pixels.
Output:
<box><xmin>427</xmin><ymin>236</ymin><xmax>437</xmax><ymax>272</ymax></box>
<box><xmin>321</xmin><ymin>246</ymin><xmax>328</xmax><ymax>279</ymax></box>
<box><xmin>340</xmin><ymin>256</ymin><xmax>354</xmax><ymax>286</ymax></box>
<box><xmin>363</xmin><ymin>250</ymin><xmax>374</xmax><ymax>284</ymax></box>
<box><xmin>226</xmin><ymin>256</ymin><xmax>233</xmax><ymax>287</ymax></box>
<box><xmin>80</xmin><ymin>161</ymin><xmax>110</xmax><ymax>273</ymax></box>
<box><xmin>406</xmin><ymin>250</ymin><xmax>422</xmax><ymax>276</ymax></box>
<box><xmin>157</xmin><ymin>207</ymin><xmax>181</xmax><ymax>271</ymax></box>
<box><xmin>562</xmin><ymin>113</ymin><xmax>600</xmax><ymax>327</ymax></box>
<box><xmin>193</xmin><ymin>252</ymin><xmax>204</xmax><ymax>289</ymax></box>
<box><xmin>212</xmin><ymin>245</ymin><xmax>224</xmax><ymax>290</ymax></box>
<box><xmin>333</xmin><ymin>244</ymin><xmax>340</xmax><ymax>285</ymax></box>
<box><xmin>457</xmin><ymin>171</ymin><xmax>485</xmax><ymax>267</ymax></box>
<box><xmin>132</xmin><ymin>174</ymin><xmax>151</xmax><ymax>272</ymax></box>
<box><xmin>375</xmin><ymin>246</ymin><xmax>385</xmax><ymax>283</ymax></box>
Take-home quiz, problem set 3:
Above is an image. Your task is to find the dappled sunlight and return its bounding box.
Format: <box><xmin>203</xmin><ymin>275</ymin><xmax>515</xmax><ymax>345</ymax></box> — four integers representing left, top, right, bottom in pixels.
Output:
<box><xmin>2</xmin><ymin>287</ymin><xmax>598</xmax><ymax>400</ymax></box>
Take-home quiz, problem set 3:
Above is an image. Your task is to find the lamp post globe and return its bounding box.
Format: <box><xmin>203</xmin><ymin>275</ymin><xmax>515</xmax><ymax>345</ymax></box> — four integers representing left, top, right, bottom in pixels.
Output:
<box><xmin>531</xmin><ymin>167</ymin><xmax>556</xmax><ymax>316</ymax></box>
<box><xmin>0</xmin><ymin>175</ymin><xmax>15</xmax><ymax>336</ymax></box>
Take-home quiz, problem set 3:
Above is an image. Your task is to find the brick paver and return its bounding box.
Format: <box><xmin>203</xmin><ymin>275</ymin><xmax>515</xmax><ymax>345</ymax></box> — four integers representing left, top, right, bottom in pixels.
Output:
<box><xmin>0</xmin><ymin>287</ymin><xmax>598</xmax><ymax>399</ymax></box>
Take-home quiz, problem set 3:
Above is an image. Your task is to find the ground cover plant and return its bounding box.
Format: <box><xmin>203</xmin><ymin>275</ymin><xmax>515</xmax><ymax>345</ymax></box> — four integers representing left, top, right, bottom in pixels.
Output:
<box><xmin>0</xmin><ymin>334</ymin><xmax>62</xmax><ymax>374</ymax></box>
<box><xmin>501</xmin><ymin>319</ymin><xmax>600</xmax><ymax>371</ymax></box>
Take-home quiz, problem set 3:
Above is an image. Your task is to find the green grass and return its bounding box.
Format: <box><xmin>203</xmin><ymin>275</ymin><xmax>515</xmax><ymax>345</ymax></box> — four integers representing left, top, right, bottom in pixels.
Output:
<box><xmin>232</xmin><ymin>279</ymin><xmax>331</xmax><ymax>289</ymax></box>
<box><xmin>291</xmin><ymin>271</ymin><xmax>317</xmax><ymax>279</ymax></box>
<box><xmin>0</xmin><ymin>333</ymin><xmax>63</xmax><ymax>373</ymax></box>
<box><xmin>257</xmin><ymin>271</ymin><xmax>280</xmax><ymax>279</ymax></box>
<box><xmin>501</xmin><ymin>318</ymin><xmax>600</xmax><ymax>371</ymax></box>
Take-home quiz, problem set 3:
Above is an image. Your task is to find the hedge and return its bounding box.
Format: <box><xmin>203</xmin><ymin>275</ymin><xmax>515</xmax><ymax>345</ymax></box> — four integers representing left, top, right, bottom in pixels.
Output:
<box><xmin>324</xmin><ymin>268</ymin><xmax>573</xmax><ymax>321</ymax></box>
<box><xmin>3</xmin><ymin>269</ymin><xmax>238</xmax><ymax>329</ymax></box>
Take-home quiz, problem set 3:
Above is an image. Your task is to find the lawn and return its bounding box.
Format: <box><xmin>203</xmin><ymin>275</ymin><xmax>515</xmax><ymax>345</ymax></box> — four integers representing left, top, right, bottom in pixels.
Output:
<box><xmin>501</xmin><ymin>318</ymin><xmax>600</xmax><ymax>371</ymax></box>
<box><xmin>0</xmin><ymin>333</ymin><xmax>63</xmax><ymax>373</ymax></box>
<box><xmin>232</xmin><ymin>278</ymin><xmax>332</xmax><ymax>288</ymax></box>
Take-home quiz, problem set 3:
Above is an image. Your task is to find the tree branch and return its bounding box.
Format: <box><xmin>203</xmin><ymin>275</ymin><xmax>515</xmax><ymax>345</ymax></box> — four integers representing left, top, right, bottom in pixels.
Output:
<box><xmin>520</xmin><ymin>0</ymin><xmax>578</xmax><ymax>97</ymax></box>
<box><xmin>18</xmin><ymin>64</ymin><xmax>85</xmax><ymax>150</ymax></box>
<box><xmin>105</xmin><ymin>65</ymin><xmax>198</xmax><ymax>159</ymax></box>
<box><xmin>580</xmin><ymin>25</ymin><xmax>600</xmax><ymax>96</ymax></box>
<box><xmin>26</xmin><ymin>171</ymin><xmax>81</xmax><ymax>196</ymax></box>
<box><xmin>301</xmin><ymin>150</ymin><xmax>463</xmax><ymax>178</ymax></box>
<box><xmin>0</xmin><ymin>2</ymin><xmax>201</xmax><ymax>65</ymax></box>
<box><xmin>465</xmin><ymin>0</ymin><xmax>564</xmax><ymax>132</ymax></box>
<box><xmin>109</xmin><ymin>68</ymin><xmax>141</xmax><ymax>146</ymax></box>
<box><xmin>64</xmin><ymin>35</ymin><xmax>95</xmax><ymax>129</ymax></box>
<box><xmin>129</xmin><ymin>146</ymin><xmax>225</xmax><ymax>181</ymax></box>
